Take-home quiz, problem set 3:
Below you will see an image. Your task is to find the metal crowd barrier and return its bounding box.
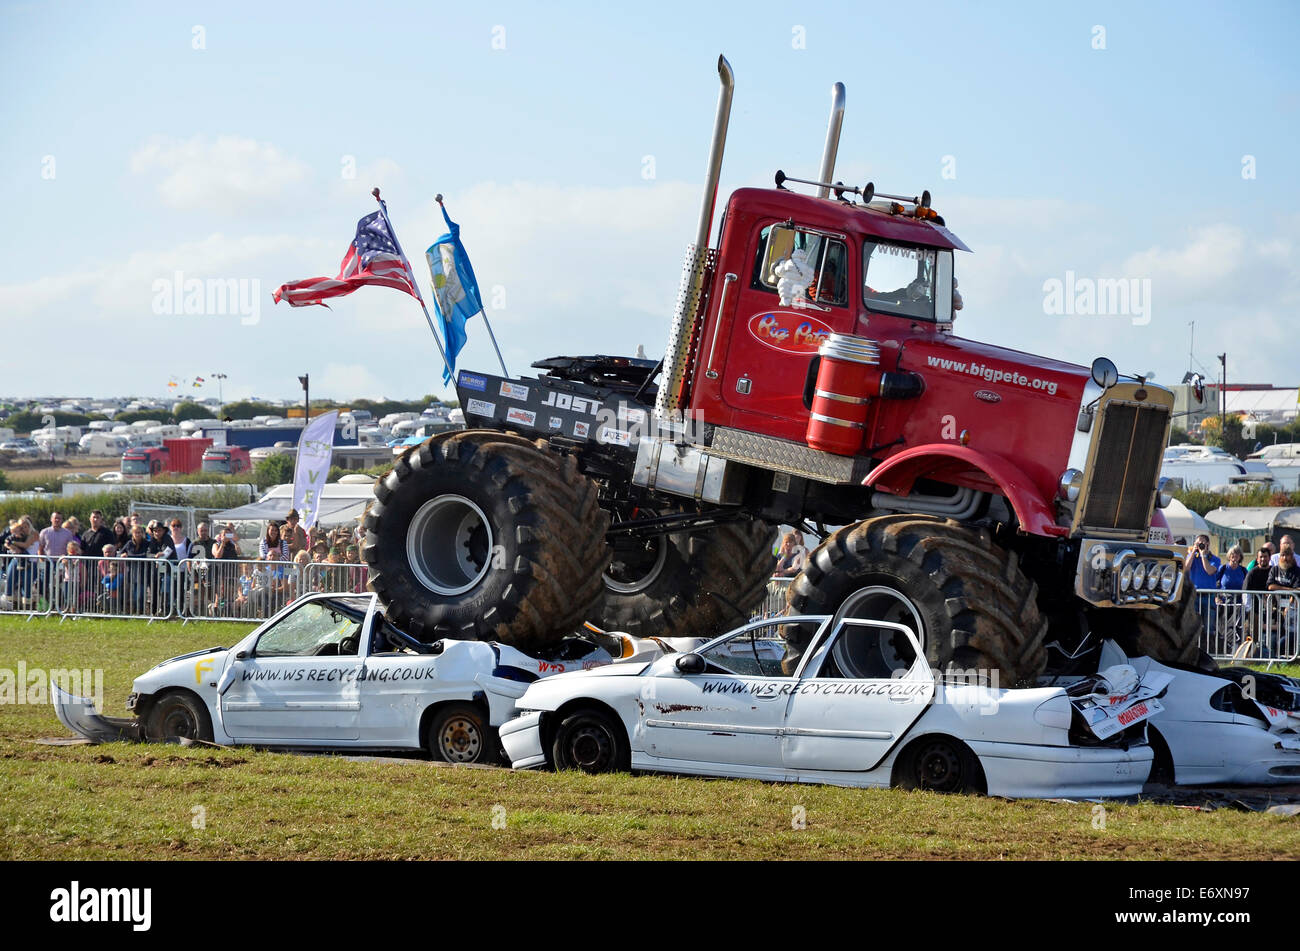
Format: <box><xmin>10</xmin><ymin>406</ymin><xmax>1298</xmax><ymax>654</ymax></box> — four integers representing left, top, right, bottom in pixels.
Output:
<box><xmin>1195</xmin><ymin>587</ymin><xmax>1300</xmax><ymax>664</ymax></box>
<box><xmin>0</xmin><ymin>553</ymin><xmax>175</xmax><ymax>619</ymax></box>
<box><xmin>752</xmin><ymin>577</ymin><xmax>795</xmax><ymax>619</ymax></box>
<box><xmin>0</xmin><ymin>552</ymin><xmax>371</xmax><ymax>623</ymax></box>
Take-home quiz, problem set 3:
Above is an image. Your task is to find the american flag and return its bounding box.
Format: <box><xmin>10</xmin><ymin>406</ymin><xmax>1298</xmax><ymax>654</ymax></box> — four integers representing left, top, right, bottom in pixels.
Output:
<box><xmin>274</xmin><ymin>211</ymin><xmax>423</xmax><ymax>308</ymax></box>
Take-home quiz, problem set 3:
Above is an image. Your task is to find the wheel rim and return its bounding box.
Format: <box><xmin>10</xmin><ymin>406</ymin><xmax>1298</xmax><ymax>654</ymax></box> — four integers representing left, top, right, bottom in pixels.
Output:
<box><xmin>913</xmin><ymin>740</ymin><xmax>965</xmax><ymax>793</ymax></box>
<box><xmin>406</xmin><ymin>495</ymin><xmax>494</xmax><ymax>595</ymax></box>
<box><xmin>834</xmin><ymin>584</ymin><xmax>925</xmax><ymax>674</ymax></box>
<box><xmin>437</xmin><ymin>715</ymin><xmax>483</xmax><ymax>763</ymax></box>
<box><xmin>603</xmin><ymin>535</ymin><xmax>669</xmax><ymax>594</ymax></box>
<box><xmin>160</xmin><ymin>705</ymin><xmax>197</xmax><ymax>739</ymax></box>
<box><xmin>567</xmin><ymin>721</ymin><xmax>615</xmax><ymax>770</ymax></box>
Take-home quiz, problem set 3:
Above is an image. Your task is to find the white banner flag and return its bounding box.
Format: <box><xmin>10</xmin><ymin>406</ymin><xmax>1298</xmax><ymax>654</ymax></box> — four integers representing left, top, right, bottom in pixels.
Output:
<box><xmin>292</xmin><ymin>410</ymin><xmax>339</xmax><ymax>529</ymax></box>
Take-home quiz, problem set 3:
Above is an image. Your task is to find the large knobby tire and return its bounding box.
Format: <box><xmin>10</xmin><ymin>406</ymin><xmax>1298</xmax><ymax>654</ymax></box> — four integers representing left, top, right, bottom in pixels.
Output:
<box><xmin>787</xmin><ymin>514</ymin><xmax>1048</xmax><ymax>685</ymax></box>
<box><xmin>678</xmin><ymin>520</ymin><xmax>780</xmax><ymax>636</ymax></box>
<box><xmin>590</xmin><ymin>515</ymin><xmax>778</xmax><ymax>639</ymax></box>
<box><xmin>362</xmin><ymin>431</ymin><xmax>610</xmax><ymax>653</ymax></box>
<box><xmin>144</xmin><ymin>691</ymin><xmax>213</xmax><ymax>743</ymax></box>
<box><xmin>1088</xmin><ymin>583</ymin><xmax>1204</xmax><ymax>667</ymax></box>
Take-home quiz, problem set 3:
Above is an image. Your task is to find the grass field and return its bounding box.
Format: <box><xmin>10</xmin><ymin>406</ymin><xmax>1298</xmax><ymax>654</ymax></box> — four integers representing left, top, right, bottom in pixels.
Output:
<box><xmin>1</xmin><ymin>616</ymin><xmax>1298</xmax><ymax>861</ymax></box>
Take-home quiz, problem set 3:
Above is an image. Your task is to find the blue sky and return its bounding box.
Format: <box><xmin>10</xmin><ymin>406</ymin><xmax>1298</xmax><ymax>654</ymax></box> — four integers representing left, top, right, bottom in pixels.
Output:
<box><xmin>1</xmin><ymin>0</ymin><xmax>1296</xmax><ymax>401</ymax></box>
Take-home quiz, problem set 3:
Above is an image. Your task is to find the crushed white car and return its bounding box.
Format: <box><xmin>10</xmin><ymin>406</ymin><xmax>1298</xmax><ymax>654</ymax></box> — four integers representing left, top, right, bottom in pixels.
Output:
<box><xmin>499</xmin><ymin>615</ymin><xmax>1166</xmax><ymax>798</ymax></box>
<box><xmin>1096</xmin><ymin>643</ymin><xmax>1300</xmax><ymax>785</ymax></box>
<box><xmin>53</xmin><ymin>592</ymin><xmax>671</xmax><ymax>764</ymax></box>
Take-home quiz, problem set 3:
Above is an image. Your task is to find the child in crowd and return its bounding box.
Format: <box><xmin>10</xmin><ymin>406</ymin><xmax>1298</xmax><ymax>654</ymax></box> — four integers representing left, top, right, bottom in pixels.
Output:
<box><xmin>233</xmin><ymin>561</ymin><xmax>256</xmax><ymax>617</ymax></box>
<box><xmin>345</xmin><ymin>545</ymin><xmax>366</xmax><ymax>594</ymax></box>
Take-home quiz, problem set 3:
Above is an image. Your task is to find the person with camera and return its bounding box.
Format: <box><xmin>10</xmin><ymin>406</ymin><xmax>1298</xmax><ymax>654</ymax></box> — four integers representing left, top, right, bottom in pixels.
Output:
<box><xmin>1185</xmin><ymin>534</ymin><xmax>1221</xmax><ymax>627</ymax></box>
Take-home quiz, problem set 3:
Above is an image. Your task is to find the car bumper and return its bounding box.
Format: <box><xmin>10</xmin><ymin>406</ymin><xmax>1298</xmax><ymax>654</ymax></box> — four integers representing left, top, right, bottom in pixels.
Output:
<box><xmin>500</xmin><ymin>711</ymin><xmax>548</xmax><ymax>769</ymax></box>
<box><xmin>1175</xmin><ymin>731</ymin><xmax>1300</xmax><ymax>786</ymax></box>
<box><xmin>968</xmin><ymin>739</ymin><xmax>1153</xmax><ymax>798</ymax></box>
<box><xmin>52</xmin><ymin>682</ymin><xmax>142</xmax><ymax>743</ymax></box>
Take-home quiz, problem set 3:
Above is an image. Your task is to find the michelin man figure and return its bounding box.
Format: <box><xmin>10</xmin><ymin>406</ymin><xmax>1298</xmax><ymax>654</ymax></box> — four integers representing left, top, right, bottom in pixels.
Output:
<box><xmin>773</xmin><ymin>250</ymin><xmax>815</xmax><ymax>307</ymax></box>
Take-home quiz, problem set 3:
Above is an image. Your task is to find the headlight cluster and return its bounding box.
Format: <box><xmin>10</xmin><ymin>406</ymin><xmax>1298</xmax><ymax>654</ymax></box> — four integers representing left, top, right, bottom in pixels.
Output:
<box><xmin>1118</xmin><ymin>553</ymin><xmax>1180</xmax><ymax>597</ymax></box>
<box><xmin>1078</xmin><ymin>542</ymin><xmax>1181</xmax><ymax>607</ymax></box>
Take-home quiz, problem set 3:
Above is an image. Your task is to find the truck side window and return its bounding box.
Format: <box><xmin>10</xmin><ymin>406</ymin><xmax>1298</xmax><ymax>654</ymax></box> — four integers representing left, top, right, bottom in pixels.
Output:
<box><xmin>750</xmin><ymin>225</ymin><xmax>848</xmax><ymax>307</ymax></box>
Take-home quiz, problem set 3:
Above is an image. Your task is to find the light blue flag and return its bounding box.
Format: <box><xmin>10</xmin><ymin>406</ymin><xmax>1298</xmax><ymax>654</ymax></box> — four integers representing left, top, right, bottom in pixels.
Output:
<box><xmin>426</xmin><ymin>202</ymin><xmax>484</xmax><ymax>384</ymax></box>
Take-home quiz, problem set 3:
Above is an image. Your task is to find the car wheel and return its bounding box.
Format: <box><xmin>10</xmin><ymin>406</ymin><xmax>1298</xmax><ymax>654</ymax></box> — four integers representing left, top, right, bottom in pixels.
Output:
<box><xmin>427</xmin><ymin>702</ymin><xmax>497</xmax><ymax>764</ymax></box>
<box><xmin>144</xmin><ymin>691</ymin><xmax>213</xmax><ymax>743</ymax></box>
<box><xmin>551</xmin><ymin>708</ymin><xmax>630</xmax><ymax>773</ymax></box>
<box><xmin>896</xmin><ymin>735</ymin><xmax>984</xmax><ymax>794</ymax></box>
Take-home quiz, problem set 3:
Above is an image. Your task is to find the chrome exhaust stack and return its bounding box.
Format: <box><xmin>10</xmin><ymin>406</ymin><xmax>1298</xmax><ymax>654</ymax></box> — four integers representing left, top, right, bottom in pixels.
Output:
<box><xmin>657</xmin><ymin>55</ymin><xmax>735</xmax><ymax>420</ymax></box>
<box><xmin>693</xmin><ymin>55</ymin><xmax>735</xmax><ymax>251</ymax></box>
<box><xmin>816</xmin><ymin>82</ymin><xmax>846</xmax><ymax>198</ymax></box>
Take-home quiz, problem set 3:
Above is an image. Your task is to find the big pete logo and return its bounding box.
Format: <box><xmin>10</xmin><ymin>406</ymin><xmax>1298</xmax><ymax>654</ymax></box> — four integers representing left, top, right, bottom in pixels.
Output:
<box><xmin>49</xmin><ymin>881</ymin><xmax>151</xmax><ymax>931</ymax></box>
<box><xmin>747</xmin><ymin>311</ymin><xmax>833</xmax><ymax>354</ymax></box>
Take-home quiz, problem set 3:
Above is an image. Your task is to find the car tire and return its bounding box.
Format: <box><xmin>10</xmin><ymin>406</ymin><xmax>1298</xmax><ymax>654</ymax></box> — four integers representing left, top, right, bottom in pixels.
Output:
<box><xmin>1088</xmin><ymin>583</ymin><xmax>1204</xmax><ymax>667</ymax></box>
<box><xmin>787</xmin><ymin>514</ymin><xmax>1048</xmax><ymax>685</ymax></box>
<box><xmin>426</xmin><ymin>702</ymin><xmax>498</xmax><ymax>765</ymax></box>
<box><xmin>591</xmin><ymin>512</ymin><xmax>777</xmax><ymax>639</ymax></box>
<box><xmin>895</xmin><ymin>735</ymin><xmax>985</xmax><ymax>794</ymax></box>
<box><xmin>550</xmin><ymin>707</ymin><xmax>630</xmax><ymax>774</ymax></box>
<box><xmin>363</xmin><ymin>431</ymin><xmax>610</xmax><ymax>653</ymax></box>
<box><xmin>144</xmin><ymin>691</ymin><xmax>213</xmax><ymax>743</ymax></box>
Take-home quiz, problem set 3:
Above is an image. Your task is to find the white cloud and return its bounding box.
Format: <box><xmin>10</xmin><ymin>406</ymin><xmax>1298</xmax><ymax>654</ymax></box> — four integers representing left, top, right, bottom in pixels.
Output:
<box><xmin>1122</xmin><ymin>224</ymin><xmax>1248</xmax><ymax>293</ymax></box>
<box><xmin>130</xmin><ymin>135</ymin><xmax>313</xmax><ymax>212</ymax></box>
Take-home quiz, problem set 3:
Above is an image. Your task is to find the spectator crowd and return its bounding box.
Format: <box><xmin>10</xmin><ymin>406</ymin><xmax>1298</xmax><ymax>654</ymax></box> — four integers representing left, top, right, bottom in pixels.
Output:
<box><xmin>0</xmin><ymin>508</ymin><xmax>367</xmax><ymax>618</ymax></box>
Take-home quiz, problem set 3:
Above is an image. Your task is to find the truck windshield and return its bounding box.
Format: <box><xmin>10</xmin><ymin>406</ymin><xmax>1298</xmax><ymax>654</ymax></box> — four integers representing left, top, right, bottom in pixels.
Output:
<box><xmin>201</xmin><ymin>458</ymin><xmax>230</xmax><ymax>473</ymax></box>
<box><xmin>863</xmin><ymin>241</ymin><xmax>941</xmax><ymax>320</ymax></box>
<box><xmin>121</xmin><ymin>459</ymin><xmax>150</xmax><ymax>474</ymax></box>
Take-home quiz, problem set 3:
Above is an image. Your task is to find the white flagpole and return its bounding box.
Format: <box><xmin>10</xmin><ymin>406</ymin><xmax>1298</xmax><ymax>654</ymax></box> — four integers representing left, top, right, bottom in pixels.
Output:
<box><xmin>436</xmin><ymin>195</ymin><xmax>509</xmax><ymax>378</ymax></box>
<box><xmin>372</xmin><ymin>188</ymin><xmax>456</xmax><ymax>384</ymax></box>
<box><xmin>477</xmin><ymin>305</ymin><xmax>510</xmax><ymax>378</ymax></box>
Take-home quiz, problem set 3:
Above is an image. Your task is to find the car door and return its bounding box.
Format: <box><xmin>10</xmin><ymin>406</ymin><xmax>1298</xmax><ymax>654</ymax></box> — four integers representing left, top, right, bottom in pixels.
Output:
<box><xmin>782</xmin><ymin>618</ymin><xmax>935</xmax><ymax>773</ymax></box>
<box><xmin>718</xmin><ymin>222</ymin><xmax>855</xmax><ymax>437</ymax></box>
<box><xmin>218</xmin><ymin>596</ymin><xmax>369</xmax><ymax>742</ymax></box>
<box><xmin>638</xmin><ymin>618</ymin><xmax>825</xmax><ymax>769</ymax></box>
<box><xmin>352</xmin><ymin>615</ymin><xmax>492</xmax><ymax>746</ymax></box>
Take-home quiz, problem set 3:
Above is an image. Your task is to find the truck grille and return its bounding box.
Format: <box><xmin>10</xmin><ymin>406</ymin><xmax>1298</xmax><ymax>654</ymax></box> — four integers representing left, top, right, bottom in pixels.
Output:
<box><xmin>1080</xmin><ymin>400</ymin><xmax>1168</xmax><ymax>533</ymax></box>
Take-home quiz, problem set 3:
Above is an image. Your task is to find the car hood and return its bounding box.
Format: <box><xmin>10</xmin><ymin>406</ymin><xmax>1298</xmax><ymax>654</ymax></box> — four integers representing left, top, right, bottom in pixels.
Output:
<box><xmin>134</xmin><ymin>646</ymin><xmax>230</xmax><ymax>693</ymax></box>
<box><xmin>545</xmin><ymin>662</ymin><xmax>650</xmax><ymax>682</ymax></box>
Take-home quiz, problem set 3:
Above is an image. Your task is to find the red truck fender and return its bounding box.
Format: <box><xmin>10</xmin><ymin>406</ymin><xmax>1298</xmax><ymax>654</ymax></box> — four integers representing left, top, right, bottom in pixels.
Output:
<box><xmin>863</xmin><ymin>444</ymin><xmax>1066</xmax><ymax>537</ymax></box>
